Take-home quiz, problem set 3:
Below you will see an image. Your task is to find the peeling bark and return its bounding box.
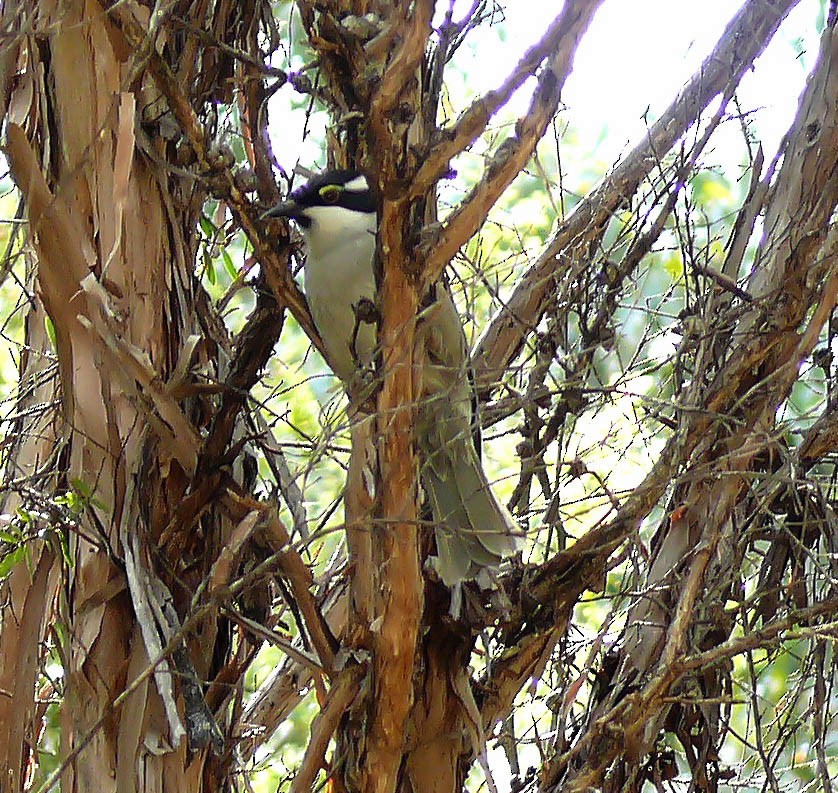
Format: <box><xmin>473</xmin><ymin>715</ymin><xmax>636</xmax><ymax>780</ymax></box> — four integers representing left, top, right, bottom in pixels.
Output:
<box><xmin>1</xmin><ymin>2</ymin><xmax>835</xmax><ymax>793</ymax></box>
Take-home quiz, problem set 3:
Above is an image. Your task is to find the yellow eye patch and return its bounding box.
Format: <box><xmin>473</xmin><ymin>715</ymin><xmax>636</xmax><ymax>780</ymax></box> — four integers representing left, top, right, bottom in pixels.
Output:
<box><xmin>319</xmin><ymin>184</ymin><xmax>343</xmax><ymax>203</ymax></box>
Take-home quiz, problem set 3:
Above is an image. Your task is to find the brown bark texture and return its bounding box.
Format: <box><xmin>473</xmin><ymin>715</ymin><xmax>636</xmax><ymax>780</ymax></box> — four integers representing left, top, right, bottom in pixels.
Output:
<box><xmin>0</xmin><ymin>1</ymin><xmax>835</xmax><ymax>793</ymax></box>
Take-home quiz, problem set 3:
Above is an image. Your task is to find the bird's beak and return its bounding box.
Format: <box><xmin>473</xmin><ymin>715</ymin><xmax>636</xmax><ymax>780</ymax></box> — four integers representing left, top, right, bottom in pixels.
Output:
<box><xmin>262</xmin><ymin>199</ymin><xmax>300</xmax><ymax>220</ymax></box>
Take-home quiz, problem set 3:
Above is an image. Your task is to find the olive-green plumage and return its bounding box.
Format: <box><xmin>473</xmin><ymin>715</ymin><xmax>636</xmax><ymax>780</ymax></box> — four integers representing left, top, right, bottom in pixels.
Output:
<box><xmin>267</xmin><ymin>170</ymin><xmax>519</xmax><ymax>586</ymax></box>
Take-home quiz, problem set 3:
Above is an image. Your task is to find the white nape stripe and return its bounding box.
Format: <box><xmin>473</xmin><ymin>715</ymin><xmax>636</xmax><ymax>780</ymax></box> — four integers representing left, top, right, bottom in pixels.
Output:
<box><xmin>343</xmin><ymin>175</ymin><xmax>369</xmax><ymax>193</ymax></box>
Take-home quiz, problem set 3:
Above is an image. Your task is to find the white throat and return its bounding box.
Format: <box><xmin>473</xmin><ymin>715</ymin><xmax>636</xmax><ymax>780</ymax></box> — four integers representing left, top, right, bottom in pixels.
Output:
<box><xmin>300</xmin><ymin>204</ymin><xmax>378</xmax><ymax>383</ymax></box>
<box><xmin>301</xmin><ymin>205</ymin><xmax>376</xmax><ymax>260</ymax></box>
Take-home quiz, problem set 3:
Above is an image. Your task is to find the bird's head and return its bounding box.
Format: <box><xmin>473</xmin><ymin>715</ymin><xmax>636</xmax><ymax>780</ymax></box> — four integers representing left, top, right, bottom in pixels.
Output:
<box><xmin>265</xmin><ymin>170</ymin><xmax>376</xmax><ymax>253</ymax></box>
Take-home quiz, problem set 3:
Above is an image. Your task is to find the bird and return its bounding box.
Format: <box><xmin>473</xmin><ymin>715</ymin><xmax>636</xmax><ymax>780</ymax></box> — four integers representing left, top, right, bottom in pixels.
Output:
<box><xmin>266</xmin><ymin>169</ymin><xmax>520</xmax><ymax>588</ymax></box>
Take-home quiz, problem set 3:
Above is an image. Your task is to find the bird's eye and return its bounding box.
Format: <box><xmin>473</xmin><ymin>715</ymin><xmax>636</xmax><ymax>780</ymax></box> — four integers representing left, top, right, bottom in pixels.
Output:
<box><xmin>319</xmin><ymin>185</ymin><xmax>342</xmax><ymax>204</ymax></box>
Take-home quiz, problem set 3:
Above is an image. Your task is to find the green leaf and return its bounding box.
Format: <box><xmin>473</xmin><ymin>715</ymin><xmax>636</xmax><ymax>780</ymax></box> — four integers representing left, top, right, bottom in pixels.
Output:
<box><xmin>221</xmin><ymin>247</ymin><xmax>237</xmax><ymax>280</ymax></box>
<box><xmin>200</xmin><ymin>214</ymin><xmax>216</xmax><ymax>238</ymax></box>
<box><xmin>0</xmin><ymin>527</ymin><xmax>21</xmax><ymax>544</ymax></box>
<box><xmin>58</xmin><ymin>529</ymin><xmax>73</xmax><ymax>567</ymax></box>
<box><xmin>0</xmin><ymin>544</ymin><xmax>26</xmax><ymax>580</ymax></box>
<box><xmin>55</xmin><ymin>491</ymin><xmax>82</xmax><ymax>513</ymax></box>
<box><xmin>45</xmin><ymin>315</ymin><xmax>57</xmax><ymax>349</ymax></box>
<box><xmin>204</xmin><ymin>248</ymin><xmax>216</xmax><ymax>285</ymax></box>
<box><xmin>70</xmin><ymin>478</ymin><xmax>93</xmax><ymax>500</ymax></box>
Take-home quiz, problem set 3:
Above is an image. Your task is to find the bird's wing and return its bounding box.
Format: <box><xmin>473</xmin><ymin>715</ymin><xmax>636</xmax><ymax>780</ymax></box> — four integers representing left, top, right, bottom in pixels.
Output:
<box><xmin>413</xmin><ymin>282</ymin><xmax>520</xmax><ymax>587</ymax></box>
<box><xmin>414</xmin><ymin>282</ymin><xmax>472</xmax><ymax>420</ymax></box>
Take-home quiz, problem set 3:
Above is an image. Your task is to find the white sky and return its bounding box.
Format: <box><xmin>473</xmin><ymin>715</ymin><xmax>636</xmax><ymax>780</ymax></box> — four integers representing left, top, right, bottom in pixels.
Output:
<box><xmin>273</xmin><ymin>0</ymin><xmax>825</xmax><ymax>181</ymax></box>
<box><xmin>565</xmin><ymin>0</ymin><xmax>821</xmax><ymax>161</ymax></box>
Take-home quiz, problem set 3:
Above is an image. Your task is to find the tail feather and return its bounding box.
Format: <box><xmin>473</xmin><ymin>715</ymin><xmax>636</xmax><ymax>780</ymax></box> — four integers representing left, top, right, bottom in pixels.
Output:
<box><xmin>419</xmin><ymin>399</ymin><xmax>520</xmax><ymax>587</ymax></box>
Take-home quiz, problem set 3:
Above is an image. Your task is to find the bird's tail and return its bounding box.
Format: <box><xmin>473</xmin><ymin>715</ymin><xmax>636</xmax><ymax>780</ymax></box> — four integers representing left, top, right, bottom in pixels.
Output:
<box><xmin>418</xmin><ymin>402</ymin><xmax>521</xmax><ymax>587</ymax></box>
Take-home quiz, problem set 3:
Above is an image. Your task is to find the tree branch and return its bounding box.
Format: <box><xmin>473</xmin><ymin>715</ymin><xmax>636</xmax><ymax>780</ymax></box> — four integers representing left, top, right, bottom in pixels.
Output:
<box><xmin>356</xmin><ymin>201</ymin><xmax>424</xmax><ymax>793</ymax></box>
<box><xmin>290</xmin><ymin>663</ymin><xmax>366</xmax><ymax>793</ymax></box>
<box><xmin>99</xmin><ymin>0</ymin><xmax>323</xmax><ymax>353</ymax></box>
<box><xmin>368</xmin><ymin>0</ymin><xmax>434</xmax><ymax>161</ymax></box>
<box><xmin>420</xmin><ymin>0</ymin><xmax>603</xmax><ymax>287</ymax></box>
<box><xmin>472</xmin><ymin>0</ymin><xmax>801</xmax><ymax>393</ymax></box>
<box><xmin>222</xmin><ymin>490</ymin><xmax>339</xmax><ymax>674</ymax></box>
<box><xmin>411</xmin><ymin>1</ymin><xmax>600</xmax><ymax>199</ymax></box>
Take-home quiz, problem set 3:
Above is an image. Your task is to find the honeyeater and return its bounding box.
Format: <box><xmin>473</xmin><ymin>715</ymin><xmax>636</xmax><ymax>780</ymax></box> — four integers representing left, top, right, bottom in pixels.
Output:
<box><xmin>266</xmin><ymin>170</ymin><xmax>519</xmax><ymax>587</ymax></box>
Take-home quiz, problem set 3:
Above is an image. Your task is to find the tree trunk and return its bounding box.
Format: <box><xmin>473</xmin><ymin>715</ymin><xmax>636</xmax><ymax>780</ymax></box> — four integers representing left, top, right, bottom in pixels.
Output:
<box><xmin>2</xmin><ymin>1</ymin><xmax>215</xmax><ymax>789</ymax></box>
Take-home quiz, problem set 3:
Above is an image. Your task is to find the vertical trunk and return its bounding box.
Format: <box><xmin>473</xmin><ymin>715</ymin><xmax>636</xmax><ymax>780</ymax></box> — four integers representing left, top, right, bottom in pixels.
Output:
<box><xmin>2</xmin><ymin>1</ymin><xmax>210</xmax><ymax>789</ymax></box>
<box><xmin>0</xmin><ymin>245</ymin><xmax>62</xmax><ymax>792</ymax></box>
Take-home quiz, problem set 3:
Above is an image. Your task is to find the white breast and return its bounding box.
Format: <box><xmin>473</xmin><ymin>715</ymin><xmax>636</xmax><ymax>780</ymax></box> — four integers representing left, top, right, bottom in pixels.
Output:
<box><xmin>301</xmin><ymin>206</ymin><xmax>378</xmax><ymax>384</ymax></box>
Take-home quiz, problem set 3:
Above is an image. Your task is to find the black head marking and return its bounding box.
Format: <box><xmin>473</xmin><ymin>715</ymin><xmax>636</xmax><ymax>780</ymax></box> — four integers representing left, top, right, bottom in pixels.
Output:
<box><xmin>289</xmin><ymin>170</ymin><xmax>376</xmax><ymax>214</ymax></box>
